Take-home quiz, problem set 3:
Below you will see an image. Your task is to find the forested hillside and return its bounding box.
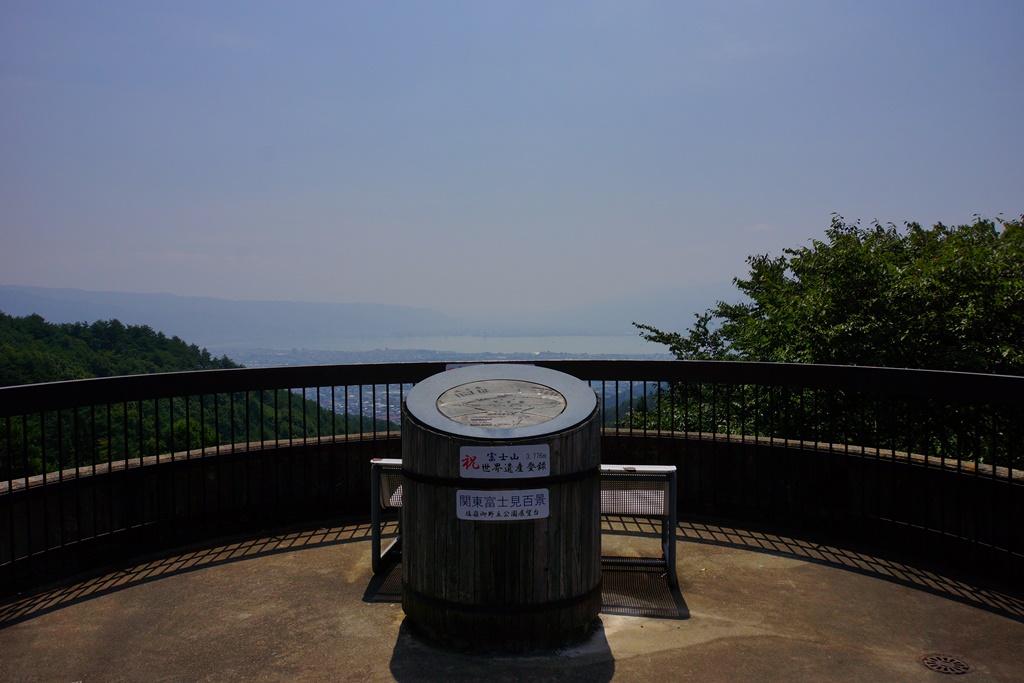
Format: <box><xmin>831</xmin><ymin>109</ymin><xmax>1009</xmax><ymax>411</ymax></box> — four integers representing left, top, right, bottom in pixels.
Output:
<box><xmin>0</xmin><ymin>312</ymin><xmax>389</xmax><ymax>476</ymax></box>
<box><xmin>0</xmin><ymin>312</ymin><xmax>238</xmax><ymax>387</ymax></box>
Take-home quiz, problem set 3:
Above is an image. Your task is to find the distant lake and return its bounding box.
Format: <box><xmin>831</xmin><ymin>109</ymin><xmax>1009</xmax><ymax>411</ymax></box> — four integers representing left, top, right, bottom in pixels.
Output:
<box><xmin>360</xmin><ymin>334</ymin><xmax>667</xmax><ymax>356</ymax></box>
<box><xmin>221</xmin><ymin>334</ymin><xmax>671</xmax><ymax>357</ymax></box>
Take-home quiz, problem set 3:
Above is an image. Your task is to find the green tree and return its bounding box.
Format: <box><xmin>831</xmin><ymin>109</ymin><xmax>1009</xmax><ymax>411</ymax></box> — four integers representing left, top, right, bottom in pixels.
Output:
<box><xmin>636</xmin><ymin>215</ymin><xmax>1024</xmax><ymax>374</ymax></box>
<box><xmin>628</xmin><ymin>215</ymin><xmax>1023</xmax><ymax>469</ymax></box>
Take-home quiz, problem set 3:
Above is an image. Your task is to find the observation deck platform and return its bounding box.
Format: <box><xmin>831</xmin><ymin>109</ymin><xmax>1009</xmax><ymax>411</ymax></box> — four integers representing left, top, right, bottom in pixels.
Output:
<box><xmin>2</xmin><ymin>517</ymin><xmax>1022</xmax><ymax>682</ymax></box>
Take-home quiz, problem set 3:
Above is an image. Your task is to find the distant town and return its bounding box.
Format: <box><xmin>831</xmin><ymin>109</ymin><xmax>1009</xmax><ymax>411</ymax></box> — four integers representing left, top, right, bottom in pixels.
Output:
<box><xmin>225</xmin><ymin>347</ymin><xmax>671</xmax><ymax>425</ymax></box>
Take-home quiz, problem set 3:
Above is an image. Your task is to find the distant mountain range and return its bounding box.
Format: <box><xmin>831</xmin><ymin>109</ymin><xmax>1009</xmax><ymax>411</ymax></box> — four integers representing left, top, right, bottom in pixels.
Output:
<box><xmin>0</xmin><ymin>283</ymin><xmax>733</xmax><ymax>351</ymax></box>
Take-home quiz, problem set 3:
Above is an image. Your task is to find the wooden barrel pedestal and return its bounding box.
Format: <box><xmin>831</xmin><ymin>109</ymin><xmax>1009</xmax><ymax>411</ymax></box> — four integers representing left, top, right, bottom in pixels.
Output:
<box><xmin>401</xmin><ymin>364</ymin><xmax>601</xmax><ymax>650</ymax></box>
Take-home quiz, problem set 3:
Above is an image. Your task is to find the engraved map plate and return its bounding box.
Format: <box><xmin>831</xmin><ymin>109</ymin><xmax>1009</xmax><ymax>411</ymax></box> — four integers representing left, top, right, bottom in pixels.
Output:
<box><xmin>405</xmin><ymin>364</ymin><xmax>596</xmax><ymax>439</ymax></box>
<box><xmin>436</xmin><ymin>380</ymin><xmax>567</xmax><ymax>429</ymax></box>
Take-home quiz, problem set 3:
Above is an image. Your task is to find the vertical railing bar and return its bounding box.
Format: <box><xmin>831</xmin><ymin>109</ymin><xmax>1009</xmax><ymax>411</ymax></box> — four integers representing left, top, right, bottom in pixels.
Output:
<box><xmin>199</xmin><ymin>394</ymin><xmax>206</xmax><ymax>456</ymax></box>
<box><xmin>74</xmin><ymin>405</ymin><xmax>82</xmax><ymax>478</ymax></box>
<box><xmin>667</xmin><ymin>380</ymin><xmax>676</xmax><ymax>434</ymax></box>
<box><xmin>34</xmin><ymin>413</ymin><xmax>45</xmax><ymax>573</ymax></box>
<box><xmin>104</xmin><ymin>403</ymin><xmax>112</xmax><ymax>539</ymax></box>
<box><xmin>39</xmin><ymin>413</ymin><xmax>49</xmax><ymax>553</ymax></box>
<box><xmin>153</xmin><ymin>398</ymin><xmax>161</xmax><ymax>469</ymax></box>
<box><xmin>151</xmin><ymin>398</ymin><xmax>160</xmax><ymax>531</ymax></box>
<box><xmin>73</xmin><ymin>406</ymin><xmax>83</xmax><ymax>548</ymax></box>
<box><xmin>176</xmin><ymin>395</ymin><xmax>184</xmax><ymax>518</ymax></box>
<box><xmin>274</xmin><ymin>389</ymin><xmax>280</xmax><ymax>448</ymax></box>
<box><xmin>24</xmin><ymin>413</ymin><xmax>34</xmax><ymax>574</ymax></box>
<box><xmin>169</xmin><ymin>398</ymin><xmax>176</xmax><ymax>460</ymax></box>
<box><xmin>215</xmin><ymin>392</ymin><xmax>222</xmax><ymax>456</ymax></box>
<box><xmin>56</xmin><ymin>409</ymin><xmax>64</xmax><ymax>484</ymax></box>
<box><xmin>737</xmin><ymin>383</ymin><xmax>744</xmax><ymax>444</ymax></box>
<box><xmin>989</xmin><ymin>403</ymin><xmax>999</xmax><ymax>480</ymax></box>
<box><xmin>628</xmin><ymin>380</ymin><xmax>634</xmax><ymax>435</ymax></box>
<box><xmin>136</xmin><ymin>399</ymin><xmax>144</xmax><ymax>529</ymax></box>
<box><xmin>710</xmin><ymin>383</ymin><xmax>717</xmax><ymax>441</ymax></box>
<box><xmin>359</xmin><ymin>384</ymin><xmax>365</xmax><ymax>438</ymax></box>
<box><xmin>814</xmin><ymin>388</ymin><xmax>821</xmax><ymax>452</ymax></box>
<box><xmin>22</xmin><ymin>414</ymin><xmax>30</xmax><ymax>490</ymax></box>
<box><xmin>120</xmin><ymin>401</ymin><xmax>127</xmax><ymax>472</ymax></box>
<box><xmin>300</xmin><ymin>386</ymin><xmax>307</xmax><ymax>446</ymax></box>
<box><xmin>655</xmin><ymin>380</ymin><xmax>663</xmax><ymax>437</ymax></box>
<box><xmin>4</xmin><ymin>414</ymin><xmax>11</xmax><ymax>485</ymax></box>
<box><xmin>725</xmin><ymin>383</ymin><xmax>732</xmax><ymax>440</ymax></box>
<box><xmin>243</xmin><ymin>390</ymin><xmax>251</xmax><ymax>521</ymax></box>
<box><xmin>315</xmin><ymin>385</ymin><xmax>322</xmax><ymax>442</ymax></box>
<box><xmin>289</xmin><ymin>386</ymin><xmax>295</xmax><ymax>447</ymax></box>
<box><xmin>136</xmin><ymin>399</ymin><xmax>143</xmax><ymax>466</ymax></box>
<box><xmin>642</xmin><ymin>380</ymin><xmax>649</xmax><ymax>436</ymax></box>
<box><xmin>752</xmin><ymin>384</ymin><xmax>759</xmax><ymax>444</ymax></box>
<box><xmin>331</xmin><ymin>384</ymin><xmax>337</xmax><ymax>440</ymax></box>
<box><xmin>5</xmin><ymin>416</ymin><xmax>13</xmax><ymax>571</ymax></box>
<box><xmin>2</xmin><ymin>415</ymin><xmax>7</xmax><ymax>488</ymax></box>
<box><xmin>372</xmin><ymin>383</ymin><xmax>378</xmax><ymax>440</ymax></box>
<box><xmin>185</xmin><ymin>395</ymin><xmax>192</xmax><ymax>460</ymax></box>
<box><xmin>682</xmin><ymin>381</ymin><xmax>688</xmax><ymax>437</ymax></box>
<box><xmin>345</xmin><ymin>385</ymin><xmax>352</xmax><ymax>436</ymax></box>
<box><xmin>214</xmin><ymin>391</ymin><xmax>222</xmax><ymax>516</ymax></box>
<box><xmin>199</xmin><ymin>394</ymin><xmax>208</xmax><ymax>518</ymax></box>
<box><xmin>799</xmin><ymin>386</ymin><xmax>805</xmax><ymax>448</ymax></box>
<box><xmin>245</xmin><ymin>390</ymin><xmax>252</xmax><ymax>450</ymax></box>
<box><xmin>610</xmin><ymin>378</ymin><xmax>618</xmax><ymax>438</ymax></box>
<box><xmin>334</xmin><ymin>384</ymin><xmax>339</xmax><ymax>435</ymax></box>
<box><xmin>695</xmin><ymin>382</ymin><xmax>702</xmax><ymax>442</ymax></box>
<box><xmin>894</xmin><ymin>394</ymin><xmax>901</xmax><ymax>461</ymax></box>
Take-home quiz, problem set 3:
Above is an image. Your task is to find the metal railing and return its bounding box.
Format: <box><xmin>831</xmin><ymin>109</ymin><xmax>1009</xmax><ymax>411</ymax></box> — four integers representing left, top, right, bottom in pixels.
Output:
<box><xmin>2</xmin><ymin>360</ymin><xmax>1022</xmax><ymax>593</ymax></box>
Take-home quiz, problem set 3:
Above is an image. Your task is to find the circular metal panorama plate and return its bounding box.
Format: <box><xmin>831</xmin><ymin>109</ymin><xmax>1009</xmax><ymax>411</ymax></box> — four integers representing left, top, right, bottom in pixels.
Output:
<box><xmin>406</xmin><ymin>364</ymin><xmax>597</xmax><ymax>439</ymax></box>
<box><xmin>437</xmin><ymin>379</ymin><xmax>567</xmax><ymax>429</ymax></box>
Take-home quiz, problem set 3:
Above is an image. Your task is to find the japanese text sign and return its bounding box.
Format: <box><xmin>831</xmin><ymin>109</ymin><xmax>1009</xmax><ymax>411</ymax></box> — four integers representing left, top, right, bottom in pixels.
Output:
<box><xmin>456</xmin><ymin>488</ymin><xmax>550</xmax><ymax>521</ymax></box>
<box><xmin>459</xmin><ymin>445</ymin><xmax>550</xmax><ymax>479</ymax></box>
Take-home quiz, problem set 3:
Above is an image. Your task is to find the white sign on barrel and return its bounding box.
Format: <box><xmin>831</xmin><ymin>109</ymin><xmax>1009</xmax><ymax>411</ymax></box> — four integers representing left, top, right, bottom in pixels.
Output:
<box><xmin>456</xmin><ymin>488</ymin><xmax>550</xmax><ymax>520</ymax></box>
<box><xmin>459</xmin><ymin>445</ymin><xmax>550</xmax><ymax>479</ymax></box>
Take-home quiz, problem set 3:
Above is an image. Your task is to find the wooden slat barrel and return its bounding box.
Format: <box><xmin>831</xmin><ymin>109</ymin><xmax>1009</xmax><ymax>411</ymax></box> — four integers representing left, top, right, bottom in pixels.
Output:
<box><xmin>401</xmin><ymin>364</ymin><xmax>601</xmax><ymax>650</ymax></box>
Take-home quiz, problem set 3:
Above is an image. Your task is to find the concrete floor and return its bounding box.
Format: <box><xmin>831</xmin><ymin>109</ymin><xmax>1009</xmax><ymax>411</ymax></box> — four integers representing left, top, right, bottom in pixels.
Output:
<box><xmin>1</xmin><ymin>518</ymin><xmax>1022</xmax><ymax>682</ymax></box>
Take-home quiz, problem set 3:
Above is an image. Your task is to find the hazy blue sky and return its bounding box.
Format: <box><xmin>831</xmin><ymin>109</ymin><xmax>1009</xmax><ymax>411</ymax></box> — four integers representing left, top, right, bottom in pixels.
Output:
<box><xmin>3</xmin><ymin>1</ymin><xmax>1022</xmax><ymax>317</ymax></box>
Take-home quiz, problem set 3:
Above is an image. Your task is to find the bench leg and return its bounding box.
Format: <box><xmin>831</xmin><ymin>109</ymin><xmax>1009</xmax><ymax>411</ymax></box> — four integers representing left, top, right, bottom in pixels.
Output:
<box><xmin>371</xmin><ymin>465</ymin><xmax>382</xmax><ymax>574</ymax></box>
<box><xmin>666</xmin><ymin>470</ymin><xmax>678</xmax><ymax>588</ymax></box>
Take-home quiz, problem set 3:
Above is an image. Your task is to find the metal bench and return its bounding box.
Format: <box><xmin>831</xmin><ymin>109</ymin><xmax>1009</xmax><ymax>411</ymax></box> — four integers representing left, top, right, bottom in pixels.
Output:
<box><xmin>599</xmin><ymin>464</ymin><xmax>678</xmax><ymax>587</ymax></box>
<box><xmin>370</xmin><ymin>458</ymin><xmax>678</xmax><ymax>586</ymax></box>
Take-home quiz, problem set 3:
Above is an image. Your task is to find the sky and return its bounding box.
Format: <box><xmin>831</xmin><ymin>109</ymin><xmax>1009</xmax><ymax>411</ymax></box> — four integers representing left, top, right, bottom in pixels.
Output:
<box><xmin>2</xmin><ymin>1</ymin><xmax>1022</xmax><ymax>319</ymax></box>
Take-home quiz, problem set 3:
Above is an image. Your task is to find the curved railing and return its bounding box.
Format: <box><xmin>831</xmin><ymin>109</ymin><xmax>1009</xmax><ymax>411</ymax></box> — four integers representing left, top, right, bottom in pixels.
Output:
<box><xmin>2</xmin><ymin>360</ymin><xmax>1021</xmax><ymax>594</ymax></box>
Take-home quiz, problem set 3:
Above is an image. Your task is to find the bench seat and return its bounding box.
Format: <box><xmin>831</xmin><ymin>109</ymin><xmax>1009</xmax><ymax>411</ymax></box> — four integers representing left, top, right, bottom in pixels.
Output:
<box><xmin>370</xmin><ymin>459</ymin><xmax>677</xmax><ymax>587</ymax></box>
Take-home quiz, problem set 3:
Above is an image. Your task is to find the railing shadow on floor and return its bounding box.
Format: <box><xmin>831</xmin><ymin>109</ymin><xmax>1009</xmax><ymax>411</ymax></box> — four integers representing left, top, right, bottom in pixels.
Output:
<box><xmin>0</xmin><ymin>517</ymin><xmax>374</xmax><ymax>628</ymax></box>
<box><xmin>4</xmin><ymin>515</ymin><xmax>1020</xmax><ymax>629</ymax></box>
<box><xmin>678</xmin><ymin>517</ymin><xmax>1024</xmax><ymax>624</ymax></box>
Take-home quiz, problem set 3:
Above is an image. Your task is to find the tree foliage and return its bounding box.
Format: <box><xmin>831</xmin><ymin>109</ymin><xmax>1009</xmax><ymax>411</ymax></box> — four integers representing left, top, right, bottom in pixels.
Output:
<box><xmin>636</xmin><ymin>215</ymin><xmax>1024</xmax><ymax>374</ymax></box>
<box><xmin>627</xmin><ymin>215</ymin><xmax>1023</xmax><ymax>469</ymax></box>
<box><xmin>0</xmin><ymin>312</ymin><xmax>391</xmax><ymax>477</ymax></box>
<box><xmin>0</xmin><ymin>313</ymin><xmax>238</xmax><ymax>386</ymax></box>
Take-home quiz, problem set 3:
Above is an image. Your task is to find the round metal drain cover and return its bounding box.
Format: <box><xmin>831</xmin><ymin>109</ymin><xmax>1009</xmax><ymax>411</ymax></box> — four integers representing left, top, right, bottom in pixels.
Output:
<box><xmin>919</xmin><ymin>653</ymin><xmax>972</xmax><ymax>675</ymax></box>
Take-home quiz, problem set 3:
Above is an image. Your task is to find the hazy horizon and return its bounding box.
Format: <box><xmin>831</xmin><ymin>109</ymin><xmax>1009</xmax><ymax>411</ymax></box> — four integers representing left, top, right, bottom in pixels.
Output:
<box><xmin>0</xmin><ymin>282</ymin><xmax>725</xmax><ymax>356</ymax></box>
<box><xmin>3</xmin><ymin>2</ymin><xmax>1022</xmax><ymax>316</ymax></box>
